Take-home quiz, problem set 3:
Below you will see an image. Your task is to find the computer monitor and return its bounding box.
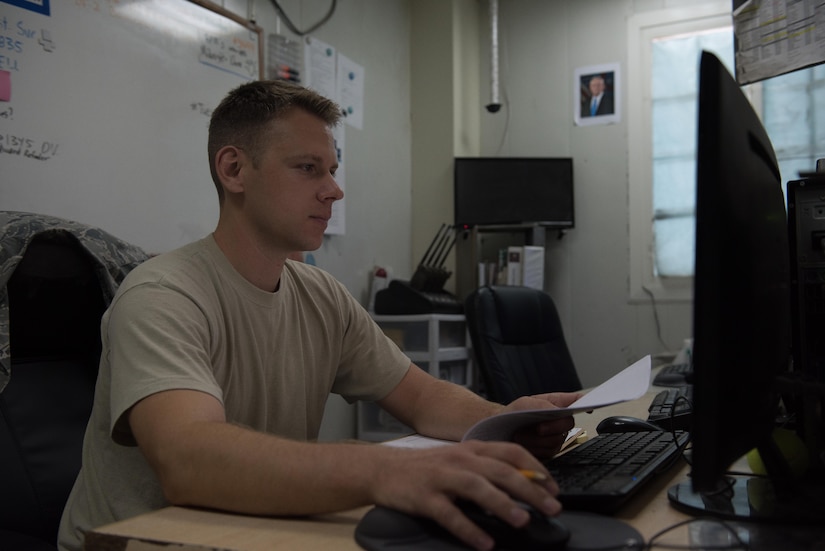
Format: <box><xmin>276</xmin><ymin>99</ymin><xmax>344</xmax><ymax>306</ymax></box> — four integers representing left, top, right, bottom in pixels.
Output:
<box><xmin>453</xmin><ymin>157</ymin><xmax>574</xmax><ymax>228</ymax></box>
<box><xmin>667</xmin><ymin>51</ymin><xmax>824</xmax><ymax>522</ymax></box>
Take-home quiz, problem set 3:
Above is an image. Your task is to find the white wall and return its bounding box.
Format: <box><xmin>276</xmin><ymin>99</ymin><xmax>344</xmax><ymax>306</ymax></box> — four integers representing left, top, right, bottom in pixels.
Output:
<box><xmin>476</xmin><ymin>0</ymin><xmax>694</xmax><ymax>387</ymax></box>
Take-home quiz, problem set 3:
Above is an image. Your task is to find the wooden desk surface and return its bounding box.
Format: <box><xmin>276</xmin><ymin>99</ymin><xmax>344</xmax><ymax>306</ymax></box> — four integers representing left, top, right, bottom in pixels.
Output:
<box><xmin>85</xmin><ymin>372</ymin><xmax>695</xmax><ymax>551</ymax></box>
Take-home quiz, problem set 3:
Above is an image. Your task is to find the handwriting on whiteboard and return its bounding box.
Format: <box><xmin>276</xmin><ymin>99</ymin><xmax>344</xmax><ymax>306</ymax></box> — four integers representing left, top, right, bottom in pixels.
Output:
<box><xmin>199</xmin><ymin>34</ymin><xmax>257</xmax><ymax>80</ymax></box>
<box><xmin>0</xmin><ymin>133</ymin><xmax>59</xmax><ymax>161</ymax></box>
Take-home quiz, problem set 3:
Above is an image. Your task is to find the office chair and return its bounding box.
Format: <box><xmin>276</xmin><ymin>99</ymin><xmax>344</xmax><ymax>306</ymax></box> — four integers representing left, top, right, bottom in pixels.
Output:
<box><xmin>464</xmin><ymin>285</ymin><xmax>582</xmax><ymax>404</ymax></box>
<box><xmin>0</xmin><ymin>233</ymin><xmax>106</xmax><ymax>550</ymax></box>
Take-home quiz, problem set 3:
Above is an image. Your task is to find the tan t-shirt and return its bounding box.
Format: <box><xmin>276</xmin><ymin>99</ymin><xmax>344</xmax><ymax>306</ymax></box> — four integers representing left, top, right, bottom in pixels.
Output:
<box><xmin>57</xmin><ymin>236</ymin><xmax>410</xmax><ymax>551</ymax></box>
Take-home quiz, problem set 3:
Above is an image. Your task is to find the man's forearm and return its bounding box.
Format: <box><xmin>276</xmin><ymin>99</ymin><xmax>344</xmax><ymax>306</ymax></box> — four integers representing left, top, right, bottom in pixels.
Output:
<box><xmin>383</xmin><ymin>370</ymin><xmax>504</xmax><ymax>441</ymax></box>
<box><xmin>157</xmin><ymin>420</ymin><xmax>400</xmax><ymax>516</ymax></box>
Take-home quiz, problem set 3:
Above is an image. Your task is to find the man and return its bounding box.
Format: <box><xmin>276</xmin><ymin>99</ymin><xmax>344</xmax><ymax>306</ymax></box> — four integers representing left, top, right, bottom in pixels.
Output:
<box><xmin>58</xmin><ymin>80</ymin><xmax>579</xmax><ymax>551</ymax></box>
<box><xmin>582</xmin><ymin>74</ymin><xmax>614</xmax><ymax>117</ymax></box>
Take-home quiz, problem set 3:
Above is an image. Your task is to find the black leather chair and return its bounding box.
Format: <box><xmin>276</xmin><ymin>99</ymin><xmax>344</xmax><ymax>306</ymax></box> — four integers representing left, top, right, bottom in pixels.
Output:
<box><xmin>0</xmin><ymin>234</ymin><xmax>105</xmax><ymax>550</ymax></box>
<box><xmin>464</xmin><ymin>285</ymin><xmax>582</xmax><ymax>404</ymax></box>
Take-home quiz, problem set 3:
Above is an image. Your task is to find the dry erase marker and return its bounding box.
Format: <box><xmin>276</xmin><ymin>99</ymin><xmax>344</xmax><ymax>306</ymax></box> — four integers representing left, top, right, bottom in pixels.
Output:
<box><xmin>519</xmin><ymin>469</ymin><xmax>548</xmax><ymax>482</ymax></box>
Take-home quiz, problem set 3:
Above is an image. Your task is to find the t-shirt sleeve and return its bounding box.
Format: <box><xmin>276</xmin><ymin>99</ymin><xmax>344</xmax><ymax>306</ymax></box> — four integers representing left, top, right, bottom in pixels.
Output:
<box><xmin>107</xmin><ymin>282</ymin><xmax>223</xmax><ymax>445</ymax></box>
<box><xmin>329</xmin><ymin>282</ymin><xmax>411</xmax><ymax>403</ymax></box>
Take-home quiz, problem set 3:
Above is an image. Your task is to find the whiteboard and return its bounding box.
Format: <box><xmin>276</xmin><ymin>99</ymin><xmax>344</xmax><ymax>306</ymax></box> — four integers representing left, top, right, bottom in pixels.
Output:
<box><xmin>0</xmin><ymin>0</ymin><xmax>263</xmax><ymax>253</ymax></box>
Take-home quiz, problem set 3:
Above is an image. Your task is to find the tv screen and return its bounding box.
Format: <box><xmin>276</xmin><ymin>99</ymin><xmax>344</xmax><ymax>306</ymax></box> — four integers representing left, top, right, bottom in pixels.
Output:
<box><xmin>454</xmin><ymin>157</ymin><xmax>574</xmax><ymax>228</ymax></box>
<box><xmin>667</xmin><ymin>51</ymin><xmax>823</xmax><ymax>523</ymax></box>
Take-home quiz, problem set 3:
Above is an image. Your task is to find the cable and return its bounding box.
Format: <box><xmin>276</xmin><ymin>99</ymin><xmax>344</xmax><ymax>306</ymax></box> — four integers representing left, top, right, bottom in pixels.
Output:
<box><xmin>268</xmin><ymin>0</ymin><xmax>337</xmax><ymax>36</ymax></box>
<box><xmin>645</xmin><ymin>517</ymin><xmax>750</xmax><ymax>550</ymax></box>
<box><xmin>565</xmin><ymin>516</ymin><xmax>751</xmax><ymax>551</ymax></box>
<box><xmin>642</xmin><ymin>285</ymin><xmax>670</xmax><ymax>352</ymax></box>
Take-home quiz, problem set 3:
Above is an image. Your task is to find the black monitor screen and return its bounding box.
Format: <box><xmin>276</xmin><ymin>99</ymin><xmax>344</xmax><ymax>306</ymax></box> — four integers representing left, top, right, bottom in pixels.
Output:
<box><xmin>666</xmin><ymin>51</ymin><xmax>824</xmax><ymax>522</ymax></box>
<box><xmin>454</xmin><ymin>157</ymin><xmax>574</xmax><ymax>228</ymax></box>
<box><xmin>689</xmin><ymin>50</ymin><xmax>790</xmax><ymax>492</ymax></box>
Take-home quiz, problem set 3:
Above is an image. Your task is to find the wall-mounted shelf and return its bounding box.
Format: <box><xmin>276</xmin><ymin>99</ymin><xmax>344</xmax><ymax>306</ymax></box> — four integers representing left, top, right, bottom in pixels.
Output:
<box><xmin>454</xmin><ymin>224</ymin><xmax>555</xmax><ymax>301</ymax></box>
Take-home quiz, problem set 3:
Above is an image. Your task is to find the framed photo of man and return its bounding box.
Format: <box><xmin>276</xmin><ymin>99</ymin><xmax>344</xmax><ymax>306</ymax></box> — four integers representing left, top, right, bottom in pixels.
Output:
<box><xmin>575</xmin><ymin>63</ymin><xmax>621</xmax><ymax>126</ymax></box>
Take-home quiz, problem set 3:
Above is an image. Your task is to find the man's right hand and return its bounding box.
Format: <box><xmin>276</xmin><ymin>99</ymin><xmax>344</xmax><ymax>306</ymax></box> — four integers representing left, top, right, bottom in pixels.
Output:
<box><xmin>369</xmin><ymin>440</ymin><xmax>561</xmax><ymax>551</ymax></box>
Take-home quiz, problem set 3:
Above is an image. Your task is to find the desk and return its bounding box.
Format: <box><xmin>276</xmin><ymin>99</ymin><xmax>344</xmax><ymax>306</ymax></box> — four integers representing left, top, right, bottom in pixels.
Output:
<box><xmin>85</xmin><ymin>376</ymin><xmax>693</xmax><ymax>551</ymax></box>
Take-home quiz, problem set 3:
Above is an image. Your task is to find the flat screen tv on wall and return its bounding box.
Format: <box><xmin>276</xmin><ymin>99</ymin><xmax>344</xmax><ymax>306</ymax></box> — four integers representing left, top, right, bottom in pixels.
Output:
<box><xmin>454</xmin><ymin>157</ymin><xmax>574</xmax><ymax>228</ymax></box>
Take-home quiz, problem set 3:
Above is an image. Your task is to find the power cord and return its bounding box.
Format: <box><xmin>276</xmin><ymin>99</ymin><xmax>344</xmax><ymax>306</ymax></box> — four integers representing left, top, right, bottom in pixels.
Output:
<box><xmin>268</xmin><ymin>0</ymin><xmax>337</xmax><ymax>36</ymax></box>
<box><xmin>642</xmin><ymin>285</ymin><xmax>670</xmax><ymax>353</ymax></box>
<box><xmin>645</xmin><ymin>517</ymin><xmax>750</xmax><ymax>550</ymax></box>
<box><xmin>562</xmin><ymin>517</ymin><xmax>750</xmax><ymax>550</ymax></box>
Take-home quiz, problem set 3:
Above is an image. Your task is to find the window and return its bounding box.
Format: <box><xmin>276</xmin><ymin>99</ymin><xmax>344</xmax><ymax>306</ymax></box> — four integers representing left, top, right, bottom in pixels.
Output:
<box><xmin>763</xmin><ymin>65</ymin><xmax>825</xmax><ymax>188</ymax></box>
<box><xmin>628</xmin><ymin>3</ymin><xmax>825</xmax><ymax>302</ymax></box>
<box><xmin>651</xmin><ymin>28</ymin><xmax>734</xmax><ymax>278</ymax></box>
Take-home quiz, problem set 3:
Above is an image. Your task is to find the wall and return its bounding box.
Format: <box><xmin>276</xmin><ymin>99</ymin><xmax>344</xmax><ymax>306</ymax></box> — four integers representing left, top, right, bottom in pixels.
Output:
<box><xmin>474</xmin><ymin>0</ymin><xmax>694</xmax><ymax>387</ymax></box>
<box><xmin>406</xmin><ymin>0</ymin><xmax>694</xmax><ymax>390</ymax></box>
<box><xmin>410</xmin><ymin>1</ymin><xmax>482</xmax><ymax>274</ymax></box>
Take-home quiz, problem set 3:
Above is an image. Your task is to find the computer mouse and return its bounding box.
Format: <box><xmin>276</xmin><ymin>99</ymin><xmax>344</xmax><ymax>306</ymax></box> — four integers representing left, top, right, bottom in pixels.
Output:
<box><xmin>596</xmin><ymin>415</ymin><xmax>664</xmax><ymax>434</ymax></box>
<box><xmin>456</xmin><ymin>499</ymin><xmax>570</xmax><ymax>551</ymax></box>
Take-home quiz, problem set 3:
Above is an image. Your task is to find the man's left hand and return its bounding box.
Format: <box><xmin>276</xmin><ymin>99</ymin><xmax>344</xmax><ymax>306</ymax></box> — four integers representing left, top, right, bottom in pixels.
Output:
<box><xmin>504</xmin><ymin>392</ymin><xmax>583</xmax><ymax>459</ymax></box>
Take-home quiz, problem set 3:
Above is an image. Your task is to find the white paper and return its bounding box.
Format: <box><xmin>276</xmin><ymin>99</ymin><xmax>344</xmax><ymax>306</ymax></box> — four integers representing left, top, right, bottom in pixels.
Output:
<box><xmin>521</xmin><ymin>246</ymin><xmax>545</xmax><ymax>290</ymax></box>
<box><xmin>733</xmin><ymin>0</ymin><xmax>825</xmax><ymax>85</ymax></box>
<box><xmin>384</xmin><ymin>427</ymin><xmax>586</xmax><ymax>450</ymax></box>
<box><xmin>336</xmin><ymin>53</ymin><xmax>365</xmax><ymax>130</ymax></box>
<box><xmin>382</xmin><ymin>434</ymin><xmax>454</xmax><ymax>449</ymax></box>
<box><xmin>461</xmin><ymin>355</ymin><xmax>651</xmax><ymax>442</ymax></box>
<box><xmin>304</xmin><ymin>36</ymin><xmax>337</xmax><ymax>100</ymax></box>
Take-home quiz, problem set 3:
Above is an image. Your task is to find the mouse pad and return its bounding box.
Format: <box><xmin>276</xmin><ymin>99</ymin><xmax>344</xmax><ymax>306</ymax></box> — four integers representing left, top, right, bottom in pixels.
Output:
<box><xmin>354</xmin><ymin>506</ymin><xmax>644</xmax><ymax>551</ymax></box>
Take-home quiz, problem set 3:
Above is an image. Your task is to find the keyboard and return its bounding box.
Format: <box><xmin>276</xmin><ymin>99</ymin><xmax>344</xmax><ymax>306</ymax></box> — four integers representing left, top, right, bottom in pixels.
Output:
<box><xmin>651</xmin><ymin>362</ymin><xmax>693</xmax><ymax>386</ymax></box>
<box><xmin>544</xmin><ymin>430</ymin><xmax>689</xmax><ymax>514</ymax></box>
<box><xmin>647</xmin><ymin>385</ymin><xmax>693</xmax><ymax>430</ymax></box>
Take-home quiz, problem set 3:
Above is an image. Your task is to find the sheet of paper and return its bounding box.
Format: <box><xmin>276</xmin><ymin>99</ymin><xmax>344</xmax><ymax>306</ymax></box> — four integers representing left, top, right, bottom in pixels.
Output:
<box><xmin>381</xmin><ymin>434</ymin><xmax>454</xmax><ymax>449</ymax></box>
<box><xmin>561</xmin><ymin>427</ymin><xmax>585</xmax><ymax>450</ymax></box>
<box><xmin>337</xmin><ymin>53</ymin><xmax>365</xmax><ymax>129</ymax></box>
<box><xmin>461</xmin><ymin>355</ymin><xmax>651</xmax><ymax>442</ymax></box>
<box><xmin>383</xmin><ymin>427</ymin><xmax>586</xmax><ymax>450</ymax></box>
<box><xmin>304</xmin><ymin>36</ymin><xmax>337</xmax><ymax>100</ymax></box>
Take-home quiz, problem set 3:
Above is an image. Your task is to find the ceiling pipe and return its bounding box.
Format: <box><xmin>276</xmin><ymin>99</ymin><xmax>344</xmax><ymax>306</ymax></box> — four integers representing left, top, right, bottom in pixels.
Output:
<box><xmin>486</xmin><ymin>0</ymin><xmax>502</xmax><ymax>113</ymax></box>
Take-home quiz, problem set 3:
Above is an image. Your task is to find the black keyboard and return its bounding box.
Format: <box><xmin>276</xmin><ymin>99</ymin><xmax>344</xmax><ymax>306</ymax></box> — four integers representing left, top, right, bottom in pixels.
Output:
<box><xmin>544</xmin><ymin>430</ymin><xmax>689</xmax><ymax>514</ymax></box>
<box><xmin>651</xmin><ymin>362</ymin><xmax>693</xmax><ymax>386</ymax></box>
<box><xmin>647</xmin><ymin>386</ymin><xmax>693</xmax><ymax>430</ymax></box>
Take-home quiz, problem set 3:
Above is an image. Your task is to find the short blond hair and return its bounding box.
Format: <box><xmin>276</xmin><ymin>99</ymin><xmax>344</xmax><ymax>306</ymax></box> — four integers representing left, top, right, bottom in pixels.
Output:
<box><xmin>207</xmin><ymin>80</ymin><xmax>342</xmax><ymax>201</ymax></box>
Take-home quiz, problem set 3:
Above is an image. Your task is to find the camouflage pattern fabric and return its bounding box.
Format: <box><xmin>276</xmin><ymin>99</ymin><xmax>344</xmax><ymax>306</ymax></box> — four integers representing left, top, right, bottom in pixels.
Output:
<box><xmin>0</xmin><ymin>211</ymin><xmax>150</xmax><ymax>394</ymax></box>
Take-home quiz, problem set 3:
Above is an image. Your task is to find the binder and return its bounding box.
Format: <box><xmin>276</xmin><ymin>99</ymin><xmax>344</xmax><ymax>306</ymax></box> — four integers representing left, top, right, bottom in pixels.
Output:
<box><xmin>505</xmin><ymin>246</ymin><xmax>523</xmax><ymax>286</ymax></box>
<box><xmin>522</xmin><ymin>246</ymin><xmax>545</xmax><ymax>290</ymax></box>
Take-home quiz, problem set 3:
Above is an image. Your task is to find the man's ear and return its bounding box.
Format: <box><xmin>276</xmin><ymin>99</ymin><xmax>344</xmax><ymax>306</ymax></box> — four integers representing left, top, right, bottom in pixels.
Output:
<box><xmin>214</xmin><ymin>145</ymin><xmax>246</xmax><ymax>195</ymax></box>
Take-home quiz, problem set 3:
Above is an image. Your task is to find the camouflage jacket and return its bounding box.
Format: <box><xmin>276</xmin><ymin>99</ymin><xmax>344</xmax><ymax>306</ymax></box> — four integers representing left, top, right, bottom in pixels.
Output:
<box><xmin>0</xmin><ymin>211</ymin><xmax>149</xmax><ymax>393</ymax></box>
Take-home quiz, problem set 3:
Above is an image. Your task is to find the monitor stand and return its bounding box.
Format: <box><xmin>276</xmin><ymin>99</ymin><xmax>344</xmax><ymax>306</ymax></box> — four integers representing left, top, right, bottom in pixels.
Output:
<box><xmin>667</xmin><ymin>474</ymin><xmax>825</xmax><ymax>523</ymax></box>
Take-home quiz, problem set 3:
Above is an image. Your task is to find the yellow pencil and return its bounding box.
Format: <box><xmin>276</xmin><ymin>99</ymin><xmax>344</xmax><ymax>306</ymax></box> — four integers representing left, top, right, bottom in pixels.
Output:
<box><xmin>519</xmin><ymin>469</ymin><xmax>548</xmax><ymax>482</ymax></box>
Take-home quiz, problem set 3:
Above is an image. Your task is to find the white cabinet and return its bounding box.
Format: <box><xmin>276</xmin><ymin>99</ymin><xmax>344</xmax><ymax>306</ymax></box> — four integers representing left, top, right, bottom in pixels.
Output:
<box><xmin>357</xmin><ymin>314</ymin><xmax>473</xmax><ymax>442</ymax></box>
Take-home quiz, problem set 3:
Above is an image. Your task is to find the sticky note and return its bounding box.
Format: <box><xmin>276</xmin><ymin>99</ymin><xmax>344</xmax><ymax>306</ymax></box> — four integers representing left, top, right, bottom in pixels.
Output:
<box><xmin>0</xmin><ymin>71</ymin><xmax>10</xmax><ymax>102</ymax></box>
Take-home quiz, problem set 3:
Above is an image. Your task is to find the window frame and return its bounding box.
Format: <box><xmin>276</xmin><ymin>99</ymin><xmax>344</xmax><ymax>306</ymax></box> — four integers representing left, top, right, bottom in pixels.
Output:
<box><xmin>627</xmin><ymin>2</ymin><xmax>733</xmax><ymax>304</ymax></box>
